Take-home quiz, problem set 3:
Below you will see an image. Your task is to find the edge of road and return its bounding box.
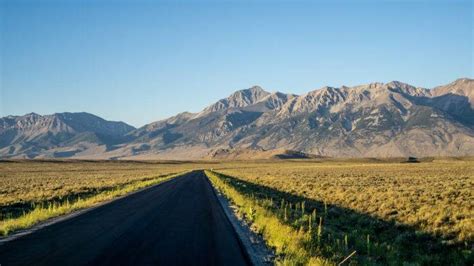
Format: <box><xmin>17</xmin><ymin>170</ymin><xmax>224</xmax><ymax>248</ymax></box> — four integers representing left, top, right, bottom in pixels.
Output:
<box><xmin>0</xmin><ymin>171</ymin><xmax>189</xmax><ymax>245</ymax></box>
<box><xmin>204</xmin><ymin>170</ymin><xmax>274</xmax><ymax>266</ymax></box>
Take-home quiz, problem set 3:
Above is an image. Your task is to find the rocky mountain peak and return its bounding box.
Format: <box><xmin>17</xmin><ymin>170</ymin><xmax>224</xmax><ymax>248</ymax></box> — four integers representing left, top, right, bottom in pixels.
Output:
<box><xmin>199</xmin><ymin>86</ymin><xmax>270</xmax><ymax>115</ymax></box>
<box><xmin>247</xmin><ymin>85</ymin><xmax>266</xmax><ymax>93</ymax></box>
<box><xmin>25</xmin><ymin>112</ymin><xmax>40</xmax><ymax>117</ymax></box>
<box><xmin>251</xmin><ymin>91</ymin><xmax>296</xmax><ymax>111</ymax></box>
<box><xmin>432</xmin><ymin>77</ymin><xmax>473</xmax><ymax>94</ymax></box>
<box><xmin>229</xmin><ymin>85</ymin><xmax>270</xmax><ymax>102</ymax></box>
<box><xmin>2</xmin><ymin>78</ymin><xmax>473</xmax><ymax>159</ymax></box>
<box><xmin>385</xmin><ymin>81</ymin><xmax>428</xmax><ymax>97</ymax></box>
<box><xmin>453</xmin><ymin>77</ymin><xmax>473</xmax><ymax>84</ymax></box>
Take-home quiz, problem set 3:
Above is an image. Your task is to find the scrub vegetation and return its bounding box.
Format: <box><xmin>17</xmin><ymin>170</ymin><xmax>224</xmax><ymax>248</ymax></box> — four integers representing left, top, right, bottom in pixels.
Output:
<box><xmin>208</xmin><ymin>159</ymin><xmax>473</xmax><ymax>265</ymax></box>
<box><xmin>0</xmin><ymin>160</ymin><xmax>211</xmax><ymax>236</ymax></box>
<box><xmin>1</xmin><ymin>159</ymin><xmax>472</xmax><ymax>265</ymax></box>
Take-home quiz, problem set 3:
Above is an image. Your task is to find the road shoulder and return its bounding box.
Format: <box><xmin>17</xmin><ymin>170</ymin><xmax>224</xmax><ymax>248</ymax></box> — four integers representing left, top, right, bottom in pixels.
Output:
<box><xmin>209</xmin><ymin>176</ymin><xmax>275</xmax><ymax>266</ymax></box>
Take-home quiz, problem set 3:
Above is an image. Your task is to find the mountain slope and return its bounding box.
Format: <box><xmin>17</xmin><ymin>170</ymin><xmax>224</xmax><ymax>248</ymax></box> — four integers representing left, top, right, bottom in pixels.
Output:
<box><xmin>428</xmin><ymin>78</ymin><xmax>474</xmax><ymax>126</ymax></box>
<box><xmin>1</xmin><ymin>78</ymin><xmax>473</xmax><ymax>159</ymax></box>
<box><xmin>0</xmin><ymin>112</ymin><xmax>135</xmax><ymax>158</ymax></box>
<box><xmin>196</xmin><ymin>86</ymin><xmax>270</xmax><ymax>116</ymax></box>
<box><xmin>114</xmin><ymin>79</ymin><xmax>473</xmax><ymax>159</ymax></box>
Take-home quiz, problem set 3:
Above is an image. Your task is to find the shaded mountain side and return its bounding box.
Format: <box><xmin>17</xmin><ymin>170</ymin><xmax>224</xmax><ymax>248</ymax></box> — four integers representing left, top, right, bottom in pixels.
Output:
<box><xmin>1</xmin><ymin>78</ymin><xmax>473</xmax><ymax>159</ymax></box>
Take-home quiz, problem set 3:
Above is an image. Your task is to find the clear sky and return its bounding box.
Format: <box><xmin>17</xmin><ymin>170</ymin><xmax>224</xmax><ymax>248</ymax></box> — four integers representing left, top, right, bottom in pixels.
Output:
<box><xmin>1</xmin><ymin>0</ymin><xmax>472</xmax><ymax>127</ymax></box>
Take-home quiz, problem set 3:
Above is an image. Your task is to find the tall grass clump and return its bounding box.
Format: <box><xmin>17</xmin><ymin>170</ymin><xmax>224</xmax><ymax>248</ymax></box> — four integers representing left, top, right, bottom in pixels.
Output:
<box><xmin>206</xmin><ymin>170</ymin><xmax>334</xmax><ymax>265</ymax></box>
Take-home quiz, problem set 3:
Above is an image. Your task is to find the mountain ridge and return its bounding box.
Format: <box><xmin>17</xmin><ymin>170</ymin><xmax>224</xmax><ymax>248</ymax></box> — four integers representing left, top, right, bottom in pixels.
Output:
<box><xmin>1</xmin><ymin>78</ymin><xmax>473</xmax><ymax>159</ymax></box>
<box><xmin>0</xmin><ymin>112</ymin><xmax>135</xmax><ymax>158</ymax></box>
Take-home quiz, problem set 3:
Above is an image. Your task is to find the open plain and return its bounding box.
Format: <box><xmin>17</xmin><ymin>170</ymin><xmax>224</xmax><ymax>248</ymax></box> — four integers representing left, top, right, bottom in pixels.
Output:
<box><xmin>0</xmin><ymin>159</ymin><xmax>473</xmax><ymax>265</ymax></box>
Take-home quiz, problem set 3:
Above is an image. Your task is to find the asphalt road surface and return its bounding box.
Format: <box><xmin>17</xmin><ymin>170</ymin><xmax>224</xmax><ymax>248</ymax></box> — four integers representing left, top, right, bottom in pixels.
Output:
<box><xmin>0</xmin><ymin>171</ymin><xmax>251</xmax><ymax>266</ymax></box>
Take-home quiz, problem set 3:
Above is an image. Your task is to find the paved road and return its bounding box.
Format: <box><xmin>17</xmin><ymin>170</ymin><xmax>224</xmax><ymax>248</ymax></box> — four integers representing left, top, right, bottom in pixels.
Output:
<box><xmin>0</xmin><ymin>171</ymin><xmax>251</xmax><ymax>266</ymax></box>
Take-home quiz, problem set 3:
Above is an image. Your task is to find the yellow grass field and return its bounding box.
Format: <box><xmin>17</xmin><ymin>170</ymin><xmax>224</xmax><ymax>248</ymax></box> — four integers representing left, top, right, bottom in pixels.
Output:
<box><xmin>211</xmin><ymin>158</ymin><xmax>474</xmax><ymax>264</ymax></box>
<box><xmin>216</xmin><ymin>159</ymin><xmax>474</xmax><ymax>244</ymax></box>
<box><xmin>1</xmin><ymin>159</ymin><xmax>473</xmax><ymax>264</ymax></box>
<box><xmin>0</xmin><ymin>160</ymin><xmax>200</xmax><ymax>208</ymax></box>
<box><xmin>0</xmin><ymin>160</ymin><xmax>216</xmax><ymax>235</ymax></box>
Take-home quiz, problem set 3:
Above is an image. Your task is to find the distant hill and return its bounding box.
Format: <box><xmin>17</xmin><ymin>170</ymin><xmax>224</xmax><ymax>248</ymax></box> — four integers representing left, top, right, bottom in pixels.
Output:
<box><xmin>0</xmin><ymin>112</ymin><xmax>135</xmax><ymax>158</ymax></box>
<box><xmin>1</xmin><ymin>78</ymin><xmax>473</xmax><ymax>159</ymax></box>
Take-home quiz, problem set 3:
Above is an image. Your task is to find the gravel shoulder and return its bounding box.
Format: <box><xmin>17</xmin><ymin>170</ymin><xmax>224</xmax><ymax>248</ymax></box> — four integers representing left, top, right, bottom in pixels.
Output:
<box><xmin>209</xmin><ymin>176</ymin><xmax>275</xmax><ymax>266</ymax></box>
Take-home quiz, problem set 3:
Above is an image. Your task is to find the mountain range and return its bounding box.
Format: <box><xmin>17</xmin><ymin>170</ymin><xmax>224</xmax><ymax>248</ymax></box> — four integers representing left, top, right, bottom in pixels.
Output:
<box><xmin>1</xmin><ymin>78</ymin><xmax>473</xmax><ymax>159</ymax></box>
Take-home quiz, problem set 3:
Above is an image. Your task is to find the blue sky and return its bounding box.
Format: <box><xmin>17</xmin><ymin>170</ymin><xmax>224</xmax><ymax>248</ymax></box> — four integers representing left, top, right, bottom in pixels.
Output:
<box><xmin>1</xmin><ymin>0</ymin><xmax>472</xmax><ymax>127</ymax></box>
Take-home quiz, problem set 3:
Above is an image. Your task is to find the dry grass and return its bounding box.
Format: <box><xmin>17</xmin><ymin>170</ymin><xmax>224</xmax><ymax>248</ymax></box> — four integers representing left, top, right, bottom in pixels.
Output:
<box><xmin>207</xmin><ymin>170</ymin><xmax>333</xmax><ymax>265</ymax></box>
<box><xmin>215</xmin><ymin>160</ymin><xmax>474</xmax><ymax>244</ymax></box>
<box><xmin>0</xmin><ymin>172</ymin><xmax>182</xmax><ymax>235</ymax></box>
<box><xmin>211</xmin><ymin>159</ymin><xmax>474</xmax><ymax>265</ymax></box>
<box><xmin>0</xmin><ymin>160</ymin><xmax>216</xmax><ymax>235</ymax></box>
<box><xmin>0</xmin><ymin>160</ymin><xmax>200</xmax><ymax>208</ymax></box>
<box><xmin>1</xmin><ymin>159</ymin><xmax>472</xmax><ymax>264</ymax></box>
